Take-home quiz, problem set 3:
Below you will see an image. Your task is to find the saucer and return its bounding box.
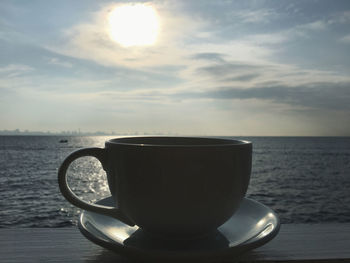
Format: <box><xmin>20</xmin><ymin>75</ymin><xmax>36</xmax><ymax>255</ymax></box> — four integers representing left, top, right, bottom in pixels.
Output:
<box><xmin>78</xmin><ymin>197</ymin><xmax>280</xmax><ymax>261</ymax></box>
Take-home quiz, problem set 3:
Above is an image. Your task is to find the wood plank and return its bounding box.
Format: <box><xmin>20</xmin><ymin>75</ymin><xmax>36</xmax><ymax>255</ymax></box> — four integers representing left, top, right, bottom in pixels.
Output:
<box><xmin>0</xmin><ymin>224</ymin><xmax>350</xmax><ymax>262</ymax></box>
<box><xmin>240</xmin><ymin>224</ymin><xmax>350</xmax><ymax>262</ymax></box>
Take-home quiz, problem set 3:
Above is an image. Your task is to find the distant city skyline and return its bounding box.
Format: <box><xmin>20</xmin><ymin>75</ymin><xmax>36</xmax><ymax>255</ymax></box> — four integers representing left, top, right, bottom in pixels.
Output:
<box><xmin>1</xmin><ymin>0</ymin><xmax>350</xmax><ymax>136</ymax></box>
<box><xmin>0</xmin><ymin>128</ymin><xmax>178</xmax><ymax>136</ymax></box>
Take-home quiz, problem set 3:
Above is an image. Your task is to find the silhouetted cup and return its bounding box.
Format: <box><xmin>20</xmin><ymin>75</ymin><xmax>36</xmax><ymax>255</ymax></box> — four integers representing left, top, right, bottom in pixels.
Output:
<box><xmin>58</xmin><ymin>136</ymin><xmax>252</xmax><ymax>239</ymax></box>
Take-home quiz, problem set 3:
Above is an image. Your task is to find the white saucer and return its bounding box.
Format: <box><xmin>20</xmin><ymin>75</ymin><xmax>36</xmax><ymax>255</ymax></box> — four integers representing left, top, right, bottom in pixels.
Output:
<box><xmin>78</xmin><ymin>197</ymin><xmax>280</xmax><ymax>261</ymax></box>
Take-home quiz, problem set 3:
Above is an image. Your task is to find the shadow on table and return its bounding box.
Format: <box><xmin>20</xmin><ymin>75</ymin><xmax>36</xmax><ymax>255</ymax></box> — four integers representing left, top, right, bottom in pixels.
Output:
<box><xmin>84</xmin><ymin>228</ymin><xmax>235</xmax><ymax>262</ymax></box>
<box><xmin>89</xmin><ymin>248</ymin><xmax>256</xmax><ymax>263</ymax></box>
<box><xmin>86</xmin><ymin>249</ymin><xmax>130</xmax><ymax>263</ymax></box>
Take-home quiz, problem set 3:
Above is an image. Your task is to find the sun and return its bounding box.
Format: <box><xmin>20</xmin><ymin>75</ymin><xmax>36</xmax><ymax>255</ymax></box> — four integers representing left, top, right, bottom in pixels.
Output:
<box><xmin>108</xmin><ymin>4</ymin><xmax>160</xmax><ymax>47</ymax></box>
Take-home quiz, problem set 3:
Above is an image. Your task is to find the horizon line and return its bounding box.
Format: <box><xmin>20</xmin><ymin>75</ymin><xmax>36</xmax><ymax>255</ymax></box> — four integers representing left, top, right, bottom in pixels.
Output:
<box><xmin>0</xmin><ymin>129</ymin><xmax>349</xmax><ymax>138</ymax></box>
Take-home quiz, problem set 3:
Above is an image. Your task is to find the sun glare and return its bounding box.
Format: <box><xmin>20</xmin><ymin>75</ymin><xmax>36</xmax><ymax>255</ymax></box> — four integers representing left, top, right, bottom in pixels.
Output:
<box><xmin>108</xmin><ymin>4</ymin><xmax>160</xmax><ymax>47</ymax></box>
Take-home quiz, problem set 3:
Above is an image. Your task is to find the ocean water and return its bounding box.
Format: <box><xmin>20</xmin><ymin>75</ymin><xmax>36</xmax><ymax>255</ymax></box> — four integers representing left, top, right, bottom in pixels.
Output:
<box><xmin>0</xmin><ymin>136</ymin><xmax>350</xmax><ymax>227</ymax></box>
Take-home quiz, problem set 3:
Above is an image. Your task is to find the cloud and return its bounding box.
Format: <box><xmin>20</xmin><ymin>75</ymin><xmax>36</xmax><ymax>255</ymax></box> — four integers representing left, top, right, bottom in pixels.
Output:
<box><xmin>328</xmin><ymin>10</ymin><xmax>350</xmax><ymax>25</ymax></box>
<box><xmin>339</xmin><ymin>34</ymin><xmax>350</xmax><ymax>44</ymax></box>
<box><xmin>196</xmin><ymin>61</ymin><xmax>263</xmax><ymax>81</ymax></box>
<box><xmin>178</xmin><ymin>82</ymin><xmax>350</xmax><ymax>112</ymax></box>
<box><xmin>46</xmin><ymin>57</ymin><xmax>72</xmax><ymax>68</ymax></box>
<box><xmin>244</xmin><ymin>33</ymin><xmax>289</xmax><ymax>45</ymax></box>
<box><xmin>247</xmin><ymin>18</ymin><xmax>331</xmax><ymax>47</ymax></box>
<box><xmin>191</xmin><ymin>52</ymin><xmax>226</xmax><ymax>62</ymax></box>
<box><xmin>187</xmin><ymin>24</ymin><xmax>350</xmax><ymax>91</ymax></box>
<box><xmin>225</xmin><ymin>73</ymin><xmax>260</xmax><ymax>82</ymax></box>
<box><xmin>0</xmin><ymin>64</ymin><xmax>34</xmax><ymax>72</ymax></box>
<box><xmin>45</xmin><ymin>2</ymin><xmax>204</xmax><ymax>69</ymax></box>
<box><xmin>297</xmin><ymin>20</ymin><xmax>328</xmax><ymax>31</ymax></box>
<box><xmin>91</xmin><ymin>78</ymin><xmax>350</xmax><ymax>114</ymax></box>
<box><xmin>0</xmin><ymin>64</ymin><xmax>34</xmax><ymax>77</ymax></box>
<box><xmin>231</xmin><ymin>8</ymin><xmax>278</xmax><ymax>24</ymax></box>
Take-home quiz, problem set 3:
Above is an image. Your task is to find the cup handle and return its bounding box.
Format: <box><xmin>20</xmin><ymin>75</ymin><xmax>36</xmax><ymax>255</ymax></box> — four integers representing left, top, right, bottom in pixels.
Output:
<box><xmin>58</xmin><ymin>147</ymin><xmax>135</xmax><ymax>226</ymax></box>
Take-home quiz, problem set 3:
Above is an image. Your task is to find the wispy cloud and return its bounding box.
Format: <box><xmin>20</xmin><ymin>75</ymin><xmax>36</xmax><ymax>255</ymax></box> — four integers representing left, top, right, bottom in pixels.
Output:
<box><xmin>46</xmin><ymin>57</ymin><xmax>72</xmax><ymax>68</ymax></box>
<box><xmin>191</xmin><ymin>52</ymin><xmax>226</xmax><ymax>63</ymax></box>
<box><xmin>182</xmin><ymin>82</ymin><xmax>350</xmax><ymax>111</ymax></box>
<box><xmin>339</xmin><ymin>34</ymin><xmax>350</xmax><ymax>44</ymax></box>
<box><xmin>89</xmin><ymin>78</ymin><xmax>350</xmax><ymax>113</ymax></box>
<box><xmin>225</xmin><ymin>73</ymin><xmax>260</xmax><ymax>82</ymax></box>
<box><xmin>0</xmin><ymin>64</ymin><xmax>34</xmax><ymax>72</ymax></box>
<box><xmin>196</xmin><ymin>61</ymin><xmax>262</xmax><ymax>78</ymax></box>
<box><xmin>189</xmin><ymin>48</ymin><xmax>349</xmax><ymax>90</ymax></box>
<box><xmin>0</xmin><ymin>64</ymin><xmax>34</xmax><ymax>78</ymax></box>
<box><xmin>328</xmin><ymin>10</ymin><xmax>350</xmax><ymax>25</ymax></box>
<box><xmin>231</xmin><ymin>8</ymin><xmax>278</xmax><ymax>24</ymax></box>
<box><xmin>297</xmin><ymin>20</ymin><xmax>328</xmax><ymax>31</ymax></box>
<box><xmin>244</xmin><ymin>33</ymin><xmax>289</xmax><ymax>45</ymax></box>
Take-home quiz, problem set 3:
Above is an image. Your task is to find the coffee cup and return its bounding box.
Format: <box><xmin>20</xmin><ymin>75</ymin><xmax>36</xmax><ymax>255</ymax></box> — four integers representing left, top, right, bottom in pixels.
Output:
<box><xmin>58</xmin><ymin>136</ymin><xmax>252</xmax><ymax>239</ymax></box>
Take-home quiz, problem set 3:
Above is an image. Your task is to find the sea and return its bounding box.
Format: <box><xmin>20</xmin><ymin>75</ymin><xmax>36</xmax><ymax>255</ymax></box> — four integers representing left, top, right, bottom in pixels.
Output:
<box><xmin>1</xmin><ymin>136</ymin><xmax>350</xmax><ymax>227</ymax></box>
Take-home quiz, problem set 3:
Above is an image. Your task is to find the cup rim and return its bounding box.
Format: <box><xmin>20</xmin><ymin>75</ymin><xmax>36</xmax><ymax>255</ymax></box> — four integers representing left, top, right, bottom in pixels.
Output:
<box><xmin>106</xmin><ymin>136</ymin><xmax>251</xmax><ymax>147</ymax></box>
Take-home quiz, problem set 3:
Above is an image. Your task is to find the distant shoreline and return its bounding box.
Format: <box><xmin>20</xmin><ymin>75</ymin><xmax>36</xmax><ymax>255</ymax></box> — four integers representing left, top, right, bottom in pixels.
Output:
<box><xmin>0</xmin><ymin>133</ymin><xmax>349</xmax><ymax>138</ymax></box>
<box><xmin>0</xmin><ymin>130</ymin><xmax>173</xmax><ymax>136</ymax></box>
<box><xmin>1</xmin><ymin>129</ymin><xmax>349</xmax><ymax>137</ymax></box>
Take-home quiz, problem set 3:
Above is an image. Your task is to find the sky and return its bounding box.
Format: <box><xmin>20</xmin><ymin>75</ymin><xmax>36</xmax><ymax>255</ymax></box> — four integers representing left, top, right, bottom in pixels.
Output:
<box><xmin>1</xmin><ymin>0</ymin><xmax>350</xmax><ymax>136</ymax></box>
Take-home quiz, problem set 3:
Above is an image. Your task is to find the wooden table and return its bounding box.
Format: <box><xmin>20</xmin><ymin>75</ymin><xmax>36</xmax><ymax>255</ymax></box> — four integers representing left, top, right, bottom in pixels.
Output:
<box><xmin>1</xmin><ymin>224</ymin><xmax>350</xmax><ymax>262</ymax></box>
